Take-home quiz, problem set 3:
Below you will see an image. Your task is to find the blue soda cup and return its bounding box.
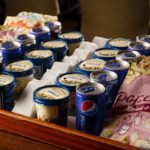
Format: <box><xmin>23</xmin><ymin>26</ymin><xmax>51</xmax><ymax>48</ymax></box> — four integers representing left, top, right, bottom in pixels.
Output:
<box><xmin>15</xmin><ymin>33</ymin><xmax>36</xmax><ymax>54</ymax></box>
<box><xmin>76</xmin><ymin>82</ymin><xmax>105</xmax><ymax>136</ymax></box>
<box><xmin>104</xmin><ymin>60</ymin><xmax>130</xmax><ymax>92</ymax></box>
<box><xmin>116</xmin><ymin>50</ymin><xmax>141</xmax><ymax>63</ymax></box>
<box><xmin>90</xmin><ymin>70</ymin><xmax>118</xmax><ymax>111</ymax></box>
<box><xmin>30</xmin><ymin>26</ymin><xmax>50</xmax><ymax>48</ymax></box>
<box><xmin>0</xmin><ymin>41</ymin><xmax>22</xmax><ymax>65</ymax></box>
<box><xmin>128</xmin><ymin>41</ymin><xmax>150</xmax><ymax>56</ymax></box>
<box><xmin>44</xmin><ymin>21</ymin><xmax>62</xmax><ymax>39</ymax></box>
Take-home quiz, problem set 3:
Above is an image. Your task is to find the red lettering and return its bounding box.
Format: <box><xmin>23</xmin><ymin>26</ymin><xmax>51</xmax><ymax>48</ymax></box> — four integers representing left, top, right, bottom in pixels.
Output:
<box><xmin>114</xmin><ymin>93</ymin><xmax>150</xmax><ymax>108</ymax></box>
<box><xmin>126</xmin><ymin>95</ymin><xmax>135</xmax><ymax>104</ymax></box>
<box><xmin>114</xmin><ymin>92</ymin><xmax>126</xmax><ymax>107</ymax></box>
<box><xmin>144</xmin><ymin>96</ymin><xmax>150</xmax><ymax>102</ymax></box>
<box><xmin>132</xmin><ymin>95</ymin><xmax>144</xmax><ymax>105</ymax></box>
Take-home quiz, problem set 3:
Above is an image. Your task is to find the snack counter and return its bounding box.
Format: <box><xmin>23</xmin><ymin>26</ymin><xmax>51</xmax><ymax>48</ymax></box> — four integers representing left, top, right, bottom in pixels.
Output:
<box><xmin>0</xmin><ymin>11</ymin><xmax>150</xmax><ymax>150</ymax></box>
<box><xmin>0</xmin><ymin>110</ymin><xmax>140</xmax><ymax>150</ymax></box>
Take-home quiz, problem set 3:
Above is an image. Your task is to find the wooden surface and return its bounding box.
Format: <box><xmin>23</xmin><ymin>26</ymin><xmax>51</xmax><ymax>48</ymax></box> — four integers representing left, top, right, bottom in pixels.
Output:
<box><xmin>0</xmin><ymin>110</ymin><xmax>141</xmax><ymax>150</ymax></box>
<box><xmin>0</xmin><ymin>130</ymin><xmax>64</xmax><ymax>150</ymax></box>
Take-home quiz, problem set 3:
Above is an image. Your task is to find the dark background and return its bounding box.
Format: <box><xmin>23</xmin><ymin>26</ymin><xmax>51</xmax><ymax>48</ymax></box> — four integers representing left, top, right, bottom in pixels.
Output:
<box><xmin>0</xmin><ymin>0</ymin><xmax>149</xmax><ymax>40</ymax></box>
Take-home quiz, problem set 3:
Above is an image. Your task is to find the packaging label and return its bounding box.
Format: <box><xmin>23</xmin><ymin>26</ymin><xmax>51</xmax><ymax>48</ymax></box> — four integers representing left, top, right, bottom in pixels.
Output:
<box><xmin>79</xmin><ymin>86</ymin><xmax>95</xmax><ymax>93</ymax></box>
<box><xmin>79</xmin><ymin>59</ymin><xmax>105</xmax><ymax>71</ymax></box>
<box><xmin>0</xmin><ymin>75</ymin><xmax>13</xmax><ymax>86</ymax></box>
<box><xmin>6</xmin><ymin>60</ymin><xmax>33</xmax><ymax>72</ymax></box>
<box><xmin>95</xmin><ymin>50</ymin><xmax>119</xmax><ymax>57</ymax></box>
<box><xmin>27</xmin><ymin>50</ymin><xmax>52</xmax><ymax>58</ymax></box>
<box><xmin>60</xmin><ymin>32</ymin><xmax>81</xmax><ymax>39</ymax></box>
<box><xmin>114</xmin><ymin>92</ymin><xmax>150</xmax><ymax>114</ymax></box>
<box><xmin>43</xmin><ymin>41</ymin><xmax>65</xmax><ymax>48</ymax></box>
<box><xmin>37</xmin><ymin>87</ymin><xmax>69</xmax><ymax>100</ymax></box>
<box><xmin>110</xmin><ymin>38</ymin><xmax>129</xmax><ymax>47</ymax></box>
<box><xmin>59</xmin><ymin>74</ymin><xmax>89</xmax><ymax>86</ymax></box>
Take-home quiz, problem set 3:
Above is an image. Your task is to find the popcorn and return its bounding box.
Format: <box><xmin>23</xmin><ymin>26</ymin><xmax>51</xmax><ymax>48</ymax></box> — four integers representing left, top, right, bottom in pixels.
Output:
<box><xmin>126</xmin><ymin>56</ymin><xmax>150</xmax><ymax>83</ymax></box>
<box><xmin>134</xmin><ymin>139</ymin><xmax>150</xmax><ymax>149</ymax></box>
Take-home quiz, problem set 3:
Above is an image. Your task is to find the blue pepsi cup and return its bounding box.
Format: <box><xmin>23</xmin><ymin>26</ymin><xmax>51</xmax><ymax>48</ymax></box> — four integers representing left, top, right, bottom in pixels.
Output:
<box><xmin>136</xmin><ymin>35</ymin><xmax>150</xmax><ymax>44</ymax></box>
<box><xmin>116</xmin><ymin>50</ymin><xmax>141</xmax><ymax>63</ymax></box>
<box><xmin>44</xmin><ymin>21</ymin><xmax>62</xmax><ymax>39</ymax></box>
<box><xmin>0</xmin><ymin>41</ymin><xmax>22</xmax><ymax>65</ymax></box>
<box><xmin>76</xmin><ymin>82</ymin><xmax>105</xmax><ymax>136</ymax></box>
<box><xmin>30</xmin><ymin>26</ymin><xmax>50</xmax><ymax>48</ymax></box>
<box><xmin>93</xmin><ymin>48</ymin><xmax>119</xmax><ymax>61</ymax></box>
<box><xmin>106</xmin><ymin>38</ymin><xmax>132</xmax><ymax>50</ymax></box>
<box><xmin>56</xmin><ymin>72</ymin><xmax>89</xmax><ymax>116</ymax></box>
<box><xmin>25</xmin><ymin>50</ymin><xmax>54</xmax><ymax>79</ymax></box>
<box><xmin>41</xmin><ymin>40</ymin><xmax>68</xmax><ymax>61</ymax></box>
<box><xmin>76</xmin><ymin>59</ymin><xmax>106</xmax><ymax>77</ymax></box>
<box><xmin>0</xmin><ymin>72</ymin><xmax>15</xmax><ymax>111</ymax></box>
<box><xmin>15</xmin><ymin>34</ymin><xmax>36</xmax><ymax>54</ymax></box>
<box><xmin>33</xmin><ymin>85</ymin><xmax>70</xmax><ymax>126</ymax></box>
<box><xmin>128</xmin><ymin>41</ymin><xmax>150</xmax><ymax>56</ymax></box>
<box><xmin>104</xmin><ymin>60</ymin><xmax>130</xmax><ymax>92</ymax></box>
<box><xmin>90</xmin><ymin>70</ymin><xmax>118</xmax><ymax>111</ymax></box>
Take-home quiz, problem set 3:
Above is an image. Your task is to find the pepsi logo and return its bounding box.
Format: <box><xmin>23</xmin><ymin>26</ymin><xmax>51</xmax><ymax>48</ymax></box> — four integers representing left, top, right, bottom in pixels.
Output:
<box><xmin>98</xmin><ymin>74</ymin><xmax>107</xmax><ymax>82</ymax></box>
<box><xmin>17</xmin><ymin>34</ymin><xmax>28</xmax><ymax>40</ymax></box>
<box><xmin>79</xmin><ymin>86</ymin><xmax>95</xmax><ymax>94</ymax></box>
<box><xmin>145</xmin><ymin>37</ymin><xmax>150</xmax><ymax>43</ymax></box>
<box><xmin>124</xmin><ymin>53</ymin><xmax>136</xmax><ymax>58</ymax></box>
<box><xmin>136</xmin><ymin>44</ymin><xmax>144</xmax><ymax>50</ymax></box>
<box><xmin>81</xmin><ymin>100</ymin><xmax>97</xmax><ymax>116</ymax></box>
<box><xmin>45</xmin><ymin>22</ymin><xmax>54</xmax><ymax>28</ymax></box>
<box><xmin>2</xmin><ymin>41</ymin><xmax>13</xmax><ymax>49</ymax></box>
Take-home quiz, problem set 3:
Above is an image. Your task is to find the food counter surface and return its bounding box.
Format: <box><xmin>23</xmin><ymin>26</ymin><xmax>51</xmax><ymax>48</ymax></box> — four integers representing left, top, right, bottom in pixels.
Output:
<box><xmin>0</xmin><ymin>110</ymin><xmax>141</xmax><ymax>150</ymax></box>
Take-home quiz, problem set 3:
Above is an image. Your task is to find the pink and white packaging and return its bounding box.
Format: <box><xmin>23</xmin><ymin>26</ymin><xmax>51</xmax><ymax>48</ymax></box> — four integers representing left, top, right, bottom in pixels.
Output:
<box><xmin>101</xmin><ymin>75</ymin><xmax>150</xmax><ymax>149</ymax></box>
<box><xmin>92</xmin><ymin>36</ymin><xmax>109</xmax><ymax>49</ymax></box>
